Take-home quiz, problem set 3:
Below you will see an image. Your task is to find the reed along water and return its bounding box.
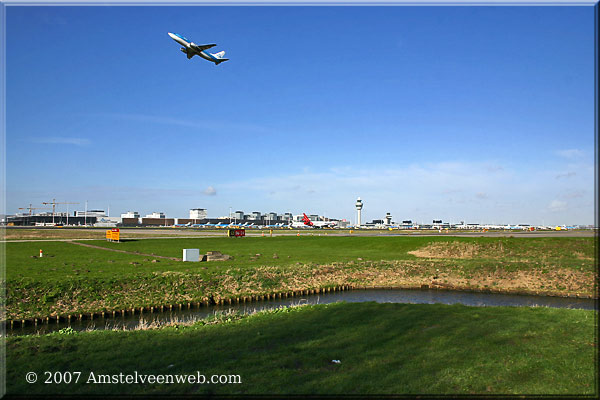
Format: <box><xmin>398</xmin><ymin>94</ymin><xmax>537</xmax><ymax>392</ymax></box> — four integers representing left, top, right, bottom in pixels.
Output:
<box><xmin>9</xmin><ymin>288</ymin><xmax>596</xmax><ymax>336</ymax></box>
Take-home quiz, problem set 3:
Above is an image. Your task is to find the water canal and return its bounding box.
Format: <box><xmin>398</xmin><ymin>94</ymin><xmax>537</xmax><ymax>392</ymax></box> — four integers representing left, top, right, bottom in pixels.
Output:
<box><xmin>8</xmin><ymin>288</ymin><xmax>596</xmax><ymax>336</ymax></box>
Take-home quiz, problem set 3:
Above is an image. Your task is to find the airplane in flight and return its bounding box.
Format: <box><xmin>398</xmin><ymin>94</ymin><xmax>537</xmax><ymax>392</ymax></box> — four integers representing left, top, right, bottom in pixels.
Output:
<box><xmin>168</xmin><ymin>32</ymin><xmax>229</xmax><ymax>65</ymax></box>
<box><xmin>291</xmin><ymin>213</ymin><xmax>337</xmax><ymax>229</ymax></box>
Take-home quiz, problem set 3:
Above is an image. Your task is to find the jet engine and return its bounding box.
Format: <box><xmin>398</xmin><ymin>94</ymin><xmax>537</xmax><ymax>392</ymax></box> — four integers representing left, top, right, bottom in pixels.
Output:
<box><xmin>180</xmin><ymin>47</ymin><xmax>187</xmax><ymax>54</ymax></box>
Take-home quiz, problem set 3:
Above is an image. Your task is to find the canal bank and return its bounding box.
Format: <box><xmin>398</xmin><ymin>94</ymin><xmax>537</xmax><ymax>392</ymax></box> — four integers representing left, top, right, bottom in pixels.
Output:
<box><xmin>6</xmin><ymin>236</ymin><xmax>596</xmax><ymax>323</ymax></box>
<box><xmin>8</xmin><ymin>287</ymin><xmax>596</xmax><ymax>336</ymax></box>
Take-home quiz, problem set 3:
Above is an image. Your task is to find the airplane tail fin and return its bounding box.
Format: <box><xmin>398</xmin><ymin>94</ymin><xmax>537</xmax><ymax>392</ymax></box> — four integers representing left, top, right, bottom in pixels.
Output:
<box><xmin>302</xmin><ymin>213</ymin><xmax>313</xmax><ymax>226</ymax></box>
<box><xmin>210</xmin><ymin>51</ymin><xmax>228</xmax><ymax>65</ymax></box>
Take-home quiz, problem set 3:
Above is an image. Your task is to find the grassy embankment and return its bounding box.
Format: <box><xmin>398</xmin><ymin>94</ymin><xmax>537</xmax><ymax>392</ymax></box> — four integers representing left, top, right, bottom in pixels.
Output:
<box><xmin>5</xmin><ymin>236</ymin><xmax>596</xmax><ymax>320</ymax></box>
<box><xmin>6</xmin><ymin>302</ymin><xmax>596</xmax><ymax>395</ymax></box>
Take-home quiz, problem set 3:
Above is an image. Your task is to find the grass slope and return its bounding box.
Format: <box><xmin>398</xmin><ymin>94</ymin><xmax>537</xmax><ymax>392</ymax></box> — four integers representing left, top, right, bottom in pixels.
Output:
<box><xmin>6</xmin><ymin>303</ymin><xmax>597</xmax><ymax>396</ymax></box>
<box><xmin>5</xmin><ymin>236</ymin><xmax>596</xmax><ymax>319</ymax></box>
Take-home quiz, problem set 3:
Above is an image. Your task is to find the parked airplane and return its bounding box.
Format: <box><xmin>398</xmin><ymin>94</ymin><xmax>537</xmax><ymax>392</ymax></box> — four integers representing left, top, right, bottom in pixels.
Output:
<box><xmin>291</xmin><ymin>213</ymin><xmax>337</xmax><ymax>229</ymax></box>
<box><xmin>261</xmin><ymin>223</ymin><xmax>284</xmax><ymax>229</ymax></box>
<box><xmin>168</xmin><ymin>32</ymin><xmax>229</xmax><ymax>65</ymax></box>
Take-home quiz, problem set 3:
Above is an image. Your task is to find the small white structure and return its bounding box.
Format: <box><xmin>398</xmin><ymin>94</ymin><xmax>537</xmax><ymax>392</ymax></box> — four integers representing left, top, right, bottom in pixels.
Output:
<box><xmin>190</xmin><ymin>208</ymin><xmax>207</xmax><ymax>219</ymax></box>
<box><xmin>145</xmin><ymin>212</ymin><xmax>165</xmax><ymax>219</ymax></box>
<box><xmin>121</xmin><ymin>211</ymin><xmax>140</xmax><ymax>218</ymax></box>
<box><xmin>75</xmin><ymin>209</ymin><xmax>106</xmax><ymax>217</ymax></box>
<box><xmin>183</xmin><ymin>249</ymin><xmax>200</xmax><ymax>262</ymax></box>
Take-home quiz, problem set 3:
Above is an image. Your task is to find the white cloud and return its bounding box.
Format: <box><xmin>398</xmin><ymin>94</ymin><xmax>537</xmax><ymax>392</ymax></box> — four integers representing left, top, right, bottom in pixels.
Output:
<box><xmin>561</xmin><ymin>190</ymin><xmax>585</xmax><ymax>199</ymax></box>
<box><xmin>548</xmin><ymin>200</ymin><xmax>568</xmax><ymax>212</ymax></box>
<box><xmin>215</xmin><ymin>160</ymin><xmax>593</xmax><ymax>225</ymax></box>
<box><xmin>221</xmin><ymin>161</ymin><xmax>513</xmax><ymax>217</ymax></box>
<box><xmin>90</xmin><ymin>113</ymin><xmax>271</xmax><ymax>134</ymax></box>
<box><xmin>484</xmin><ymin>165</ymin><xmax>504</xmax><ymax>173</ymax></box>
<box><xmin>16</xmin><ymin>158</ymin><xmax>590</xmax><ymax>226</ymax></box>
<box><xmin>556</xmin><ymin>149</ymin><xmax>585</xmax><ymax>159</ymax></box>
<box><xmin>555</xmin><ymin>171</ymin><xmax>576</xmax><ymax>179</ymax></box>
<box><xmin>203</xmin><ymin>186</ymin><xmax>217</xmax><ymax>196</ymax></box>
<box><xmin>30</xmin><ymin>137</ymin><xmax>91</xmax><ymax>146</ymax></box>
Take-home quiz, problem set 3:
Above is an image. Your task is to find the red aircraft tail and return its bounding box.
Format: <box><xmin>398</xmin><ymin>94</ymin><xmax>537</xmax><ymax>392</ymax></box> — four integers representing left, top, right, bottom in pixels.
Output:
<box><xmin>302</xmin><ymin>213</ymin><xmax>314</xmax><ymax>226</ymax></box>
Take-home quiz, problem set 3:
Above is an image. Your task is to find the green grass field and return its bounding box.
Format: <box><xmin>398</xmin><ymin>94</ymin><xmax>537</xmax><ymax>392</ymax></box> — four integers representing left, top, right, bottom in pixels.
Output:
<box><xmin>6</xmin><ymin>302</ymin><xmax>596</xmax><ymax>395</ymax></box>
<box><xmin>5</xmin><ymin>236</ymin><xmax>596</xmax><ymax>320</ymax></box>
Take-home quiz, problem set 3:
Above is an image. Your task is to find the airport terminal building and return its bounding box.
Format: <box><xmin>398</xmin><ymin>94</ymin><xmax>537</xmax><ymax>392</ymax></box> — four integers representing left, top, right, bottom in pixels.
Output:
<box><xmin>6</xmin><ymin>214</ymin><xmax>97</xmax><ymax>226</ymax></box>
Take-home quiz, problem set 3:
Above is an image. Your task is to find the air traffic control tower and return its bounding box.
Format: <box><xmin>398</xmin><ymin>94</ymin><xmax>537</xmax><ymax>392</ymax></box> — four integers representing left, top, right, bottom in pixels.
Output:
<box><xmin>355</xmin><ymin>197</ymin><xmax>363</xmax><ymax>227</ymax></box>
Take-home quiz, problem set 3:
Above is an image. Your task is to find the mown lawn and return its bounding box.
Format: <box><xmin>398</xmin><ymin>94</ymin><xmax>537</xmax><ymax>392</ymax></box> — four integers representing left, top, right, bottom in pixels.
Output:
<box><xmin>84</xmin><ymin>235</ymin><xmax>597</xmax><ymax>271</ymax></box>
<box><xmin>6</xmin><ymin>302</ymin><xmax>596</xmax><ymax>396</ymax></box>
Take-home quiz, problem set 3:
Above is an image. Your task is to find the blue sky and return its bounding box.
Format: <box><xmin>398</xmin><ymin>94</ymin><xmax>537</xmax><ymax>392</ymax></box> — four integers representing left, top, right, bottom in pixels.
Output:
<box><xmin>6</xmin><ymin>5</ymin><xmax>596</xmax><ymax>225</ymax></box>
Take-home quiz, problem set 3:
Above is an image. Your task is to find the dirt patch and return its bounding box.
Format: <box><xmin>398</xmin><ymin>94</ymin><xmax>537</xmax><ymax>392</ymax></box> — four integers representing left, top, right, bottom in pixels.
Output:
<box><xmin>408</xmin><ymin>242</ymin><xmax>483</xmax><ymax>259</ymax></box>
<box><xmin>3</xmin><ymin>229</ymin><xmax>106</xmax><ymax>240</ymax></box>
<box><xmin>429</xmin><ymin>267</ymin><xmax>594</xmax><ymax>296</ymax></box>
<box><xmin>69</xmin><ymin>241</ymin><xmax>182</xmax><ymax>261</ymax></box>
<box><xmin>213</xmin><ymin>261</ymin><xmax>595</xmax><ymax>300</ymax></box>
<box><xmin>573</xmin><ymin>251</ymin><xmax>594</xmax><ymax>261</ymax></box>
<box><xmin>205</xmin><ymin>251</ymin><xmax>232</xmax><ymax>262</ymax></box>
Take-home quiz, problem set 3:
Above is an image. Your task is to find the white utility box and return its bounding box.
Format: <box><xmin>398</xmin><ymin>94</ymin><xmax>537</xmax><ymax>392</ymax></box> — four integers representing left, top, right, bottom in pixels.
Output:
<box><xmin>183</xmin><ymin>248</ymin><xmax>200</xmax><ymax>262</ymax></box>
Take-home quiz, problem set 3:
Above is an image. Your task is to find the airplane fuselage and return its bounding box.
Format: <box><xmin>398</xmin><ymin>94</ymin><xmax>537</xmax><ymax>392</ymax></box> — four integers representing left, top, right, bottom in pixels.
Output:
<box><xmin>168</xmin><ymin>32</ymin><xmax>223</xmax><ymax>64</ymax></box>
<box><xmin>290</xmin><ymin>214</ymin><xmax>337</xmax><ymax>229</ymax></box>
<box><xmin>291</xmin><ymin>221</ymin><xmax>335</xmax><ymax>229</ymax></box>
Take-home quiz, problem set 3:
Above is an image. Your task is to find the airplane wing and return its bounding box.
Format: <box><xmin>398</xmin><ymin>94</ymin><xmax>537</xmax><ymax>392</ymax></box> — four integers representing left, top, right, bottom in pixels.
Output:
<box><xmin>191</xmin><ymin>43</ymin><xmax>217</xmax><ymax>51</ymax></box>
